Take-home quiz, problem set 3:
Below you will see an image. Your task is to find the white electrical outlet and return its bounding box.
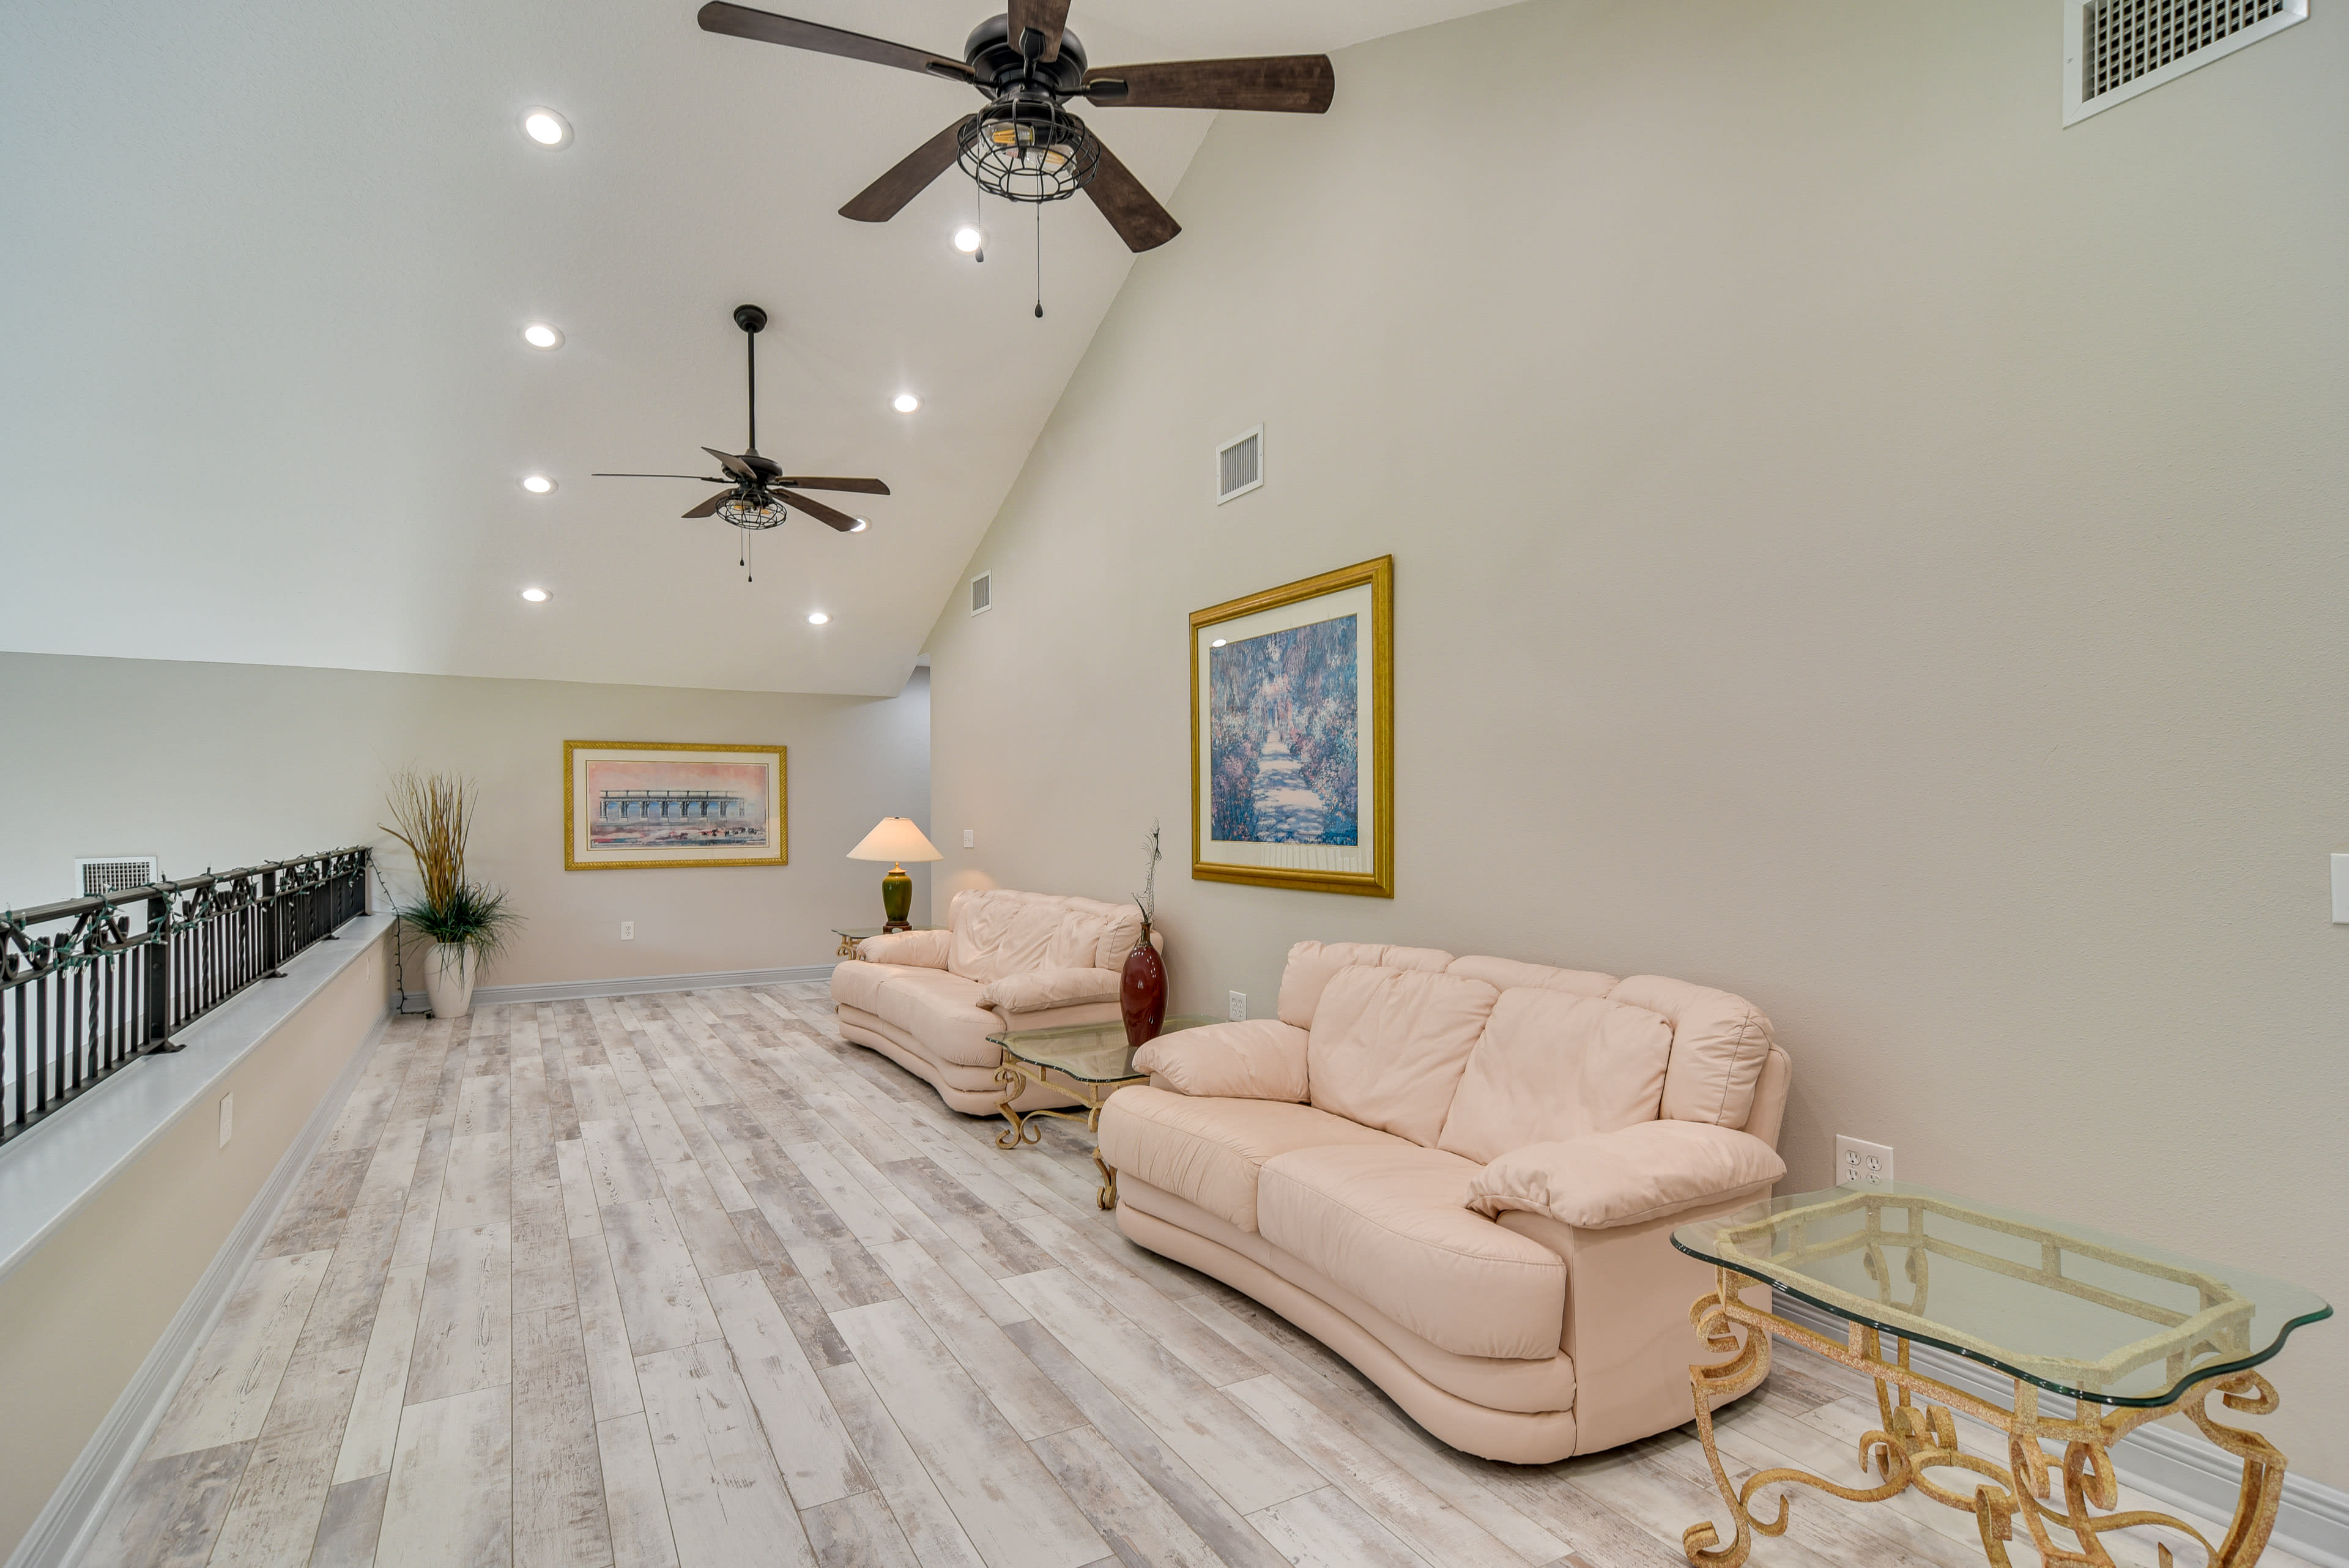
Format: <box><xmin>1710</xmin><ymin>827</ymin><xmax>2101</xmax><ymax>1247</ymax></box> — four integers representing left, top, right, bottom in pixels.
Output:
<box><xmin>1228</xmin><ymin>991</ymin><xmax>1247</xmax><ymax>1022</ymax></box>
<box><xmin>963</xmin><ymin>828</ymin><xmax>975</xmax><ymax>848</ymax></box>
<box><xmin>218</xmin><ymin>1093</ymin><xmax>234</xmax><ymax>1148</ymax></box>
<box><xmin>1836</xmin><ymin>1135</ymin><xmax>1893</xmax><ymax>1187</ymax></box>
<box><xmin>620</xmin><ymin>921</ymin><xmax>635</xmax><ymax>940</ymax></box>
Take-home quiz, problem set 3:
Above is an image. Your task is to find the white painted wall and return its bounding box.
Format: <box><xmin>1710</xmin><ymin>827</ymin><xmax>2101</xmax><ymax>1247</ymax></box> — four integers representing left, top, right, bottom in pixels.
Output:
<box><xmin>0</xmin><ymin>654</ymin><xmax>931</xmax><ymax>984</ymax></box>
<box><xmin>921</xmin><ymin>0</ymin><xmax>2349</xmax><ymax>1485</ymax></box>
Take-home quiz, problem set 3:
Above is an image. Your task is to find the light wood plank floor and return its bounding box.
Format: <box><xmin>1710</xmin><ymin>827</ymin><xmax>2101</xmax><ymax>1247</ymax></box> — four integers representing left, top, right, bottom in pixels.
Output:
<box><xmin>80</xmin><ymin>984</ymin><xmax>2304</xmax><ymax>1568</ymax></box>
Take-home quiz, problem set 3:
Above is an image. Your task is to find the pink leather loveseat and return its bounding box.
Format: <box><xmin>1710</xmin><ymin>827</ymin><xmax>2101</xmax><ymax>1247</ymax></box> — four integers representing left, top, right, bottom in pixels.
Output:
<box><xmin>832</xmin><ymin>888</ymin><xmax>1151</xmax><ymax>1115</ymax></box>
<box><xmin>1097</xmin><ymin>940</ymin><xmax>1791</xmax><ymax>1463</ymax></box>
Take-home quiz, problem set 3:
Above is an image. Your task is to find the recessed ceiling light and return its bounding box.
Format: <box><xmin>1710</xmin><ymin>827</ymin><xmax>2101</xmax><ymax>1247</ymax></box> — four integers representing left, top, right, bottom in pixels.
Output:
<box><xmin>892</xmin><ymin>393</ymin><xmax>920</xmax><ymax>414</ymax></box>
<box><xmin>953</xmin><ymin>226</ymin><xmax>983</xmax><ymax>254</ymax></box>
<box><xmin>521</xmin><ymin>587</ymin><xmax>550</xmax><ymax>603</ymax></box>
<box><xmin>521</xmin><ymin>474</ymin><xmax>556</xmax><ymax>494</ymax></box>
<box><xmin>522</xmin><ymin>321</ymin><xmax>564</xmax><ymax>349</ymax></box>
<box><xmin>522</xmin><ymin>108</ymin><xmax>572</xmax><ymax>149</ymax></box>
<box><xmin>1211</xmin><ymin>638</ymin><xmax>1227</xmax><ymax>648</ymax></box>
<box><xmin>807</xmin><ymin>612</ymin><xmax>829</xmax><ymax>625</ymax></box>
<box><xmin>850</xmin><ymin>518</ymin><xmax>868</xmax><ymax>532</ymax></box>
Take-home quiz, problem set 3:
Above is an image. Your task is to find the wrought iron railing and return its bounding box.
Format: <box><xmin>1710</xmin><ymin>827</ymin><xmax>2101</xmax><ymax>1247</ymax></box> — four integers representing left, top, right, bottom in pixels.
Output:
<box><xmin>0</xmin><ymin>848</ymin><xmax>370</xmax><ymax>1146</ymax></box>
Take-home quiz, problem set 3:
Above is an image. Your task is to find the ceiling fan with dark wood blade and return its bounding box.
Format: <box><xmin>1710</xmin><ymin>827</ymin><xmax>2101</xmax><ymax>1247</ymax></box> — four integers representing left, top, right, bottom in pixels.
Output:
<box><xmin>697</xmin><ymin>1</ymin><xmax>1335</xmax><ymax>255</ymax></box>
<box><xmin>593</xmin><ymin>305</ymin><xmax>884</xmax><ymax>580</ymax></box>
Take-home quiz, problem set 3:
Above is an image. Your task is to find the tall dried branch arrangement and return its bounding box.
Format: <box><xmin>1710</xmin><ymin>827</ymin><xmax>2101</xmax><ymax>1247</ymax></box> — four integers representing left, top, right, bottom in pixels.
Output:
<box><xmin>380</xmin><ymin>770</ymin><xmax>472</xmax><ymax>910</ymax></box>
<box><xmin>1136</xmin><ymin>818</ymin><xmax>1162</xmax><ymax>929</ymax></box>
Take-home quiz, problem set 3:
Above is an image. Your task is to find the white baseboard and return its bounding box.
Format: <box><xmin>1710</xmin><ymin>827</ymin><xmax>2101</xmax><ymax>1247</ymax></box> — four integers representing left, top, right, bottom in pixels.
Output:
<box><xmin>1770</xmin><ymin>1291</ymin><xmax>2348</xmax><ymax>1568</ymax></box>
<box><xmin>394</xmin><ymin>963</ymin><xmax>835</xmax><ymax>1013</ymax></box>
<box><xmin>7</xmin><ymin>1008</ymin><xmax>393</xmax><ymax>1568</ymax></box>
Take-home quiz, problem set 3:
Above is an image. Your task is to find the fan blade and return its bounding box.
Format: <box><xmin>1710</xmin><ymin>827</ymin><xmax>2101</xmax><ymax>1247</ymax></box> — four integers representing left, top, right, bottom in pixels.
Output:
<box><xmin>702</xmin><ymin>446</ymin><xmax>755</xmax><ymax>480</ymax></box>
<box><xmin>683</xmin><ymin>489</ymin><xmax>736</xmax><ymax>519</ymax></box>
<box><xmin>1082</xmin><ymin>56</ymin><xmax>1334</xmax><ymax>113</ymax></box>
<box><xmin>778</xmin><ymin>477</ymin><xmax>891</xmax><ymax>495</ymax></box>
<box><xmin>1082</xmin><ymin>137</ymin><xmax>1180</xmax><ymax>252</ymax></box>
<box><xmin>696</xmin><ymin>2</ymin><xmax>973</xmax><ymax>82</ymax></box>
<box><xmin>593</xmin><ymin>473</ymin><xmax>734</xmax><ymax>481</ymax></box>
<box><xmin>1008</xmin><ymin>0</ymin><xmax>1071</xmax><ymax>63</ymax></box>
<box><xmin>783</xmin><ymin>491</ymin><xmax>864</xmax><ymax>532</ymax></box>
<box><xmin>842</xmin><ymin>116</ymin><xmax>977</xmax><ymax>222</ymax></box>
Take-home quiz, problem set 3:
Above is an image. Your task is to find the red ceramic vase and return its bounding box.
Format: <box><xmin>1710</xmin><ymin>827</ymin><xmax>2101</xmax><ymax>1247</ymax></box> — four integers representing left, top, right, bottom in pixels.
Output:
<box><xmin>1121</xmin><ymin>926</ymin><xmax>1167</xmax><ymax>1049</ymax></box>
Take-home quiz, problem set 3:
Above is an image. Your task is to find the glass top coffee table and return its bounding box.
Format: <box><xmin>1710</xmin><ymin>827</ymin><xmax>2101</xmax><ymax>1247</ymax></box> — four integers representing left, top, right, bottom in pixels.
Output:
<box><xmin>833</xmin><ymin>924</ymin><xmax>938</xmax><ymax>957</ymax></box>
<box><xmin>1669</xmin><ymin>1181</ymin><xmax>2329</xmax><ymax>1567</ymax></box>
<box><xmin>988</xmin><ymin>1016</ymin><xmax>1215</xmax><ymax>1209</ymax></box>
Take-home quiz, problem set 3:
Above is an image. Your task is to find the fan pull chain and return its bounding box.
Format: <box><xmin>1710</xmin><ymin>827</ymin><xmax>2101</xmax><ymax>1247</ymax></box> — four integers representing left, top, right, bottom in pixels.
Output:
<box><xmin>975</xmin><ymin>184</ymin><xmax>985</xmax><ymax>264</ymax></box>
<box><xmin>1034</xmin><ymin>202</ymin><xmax>1044</xmax><ymax>319</ymax></box>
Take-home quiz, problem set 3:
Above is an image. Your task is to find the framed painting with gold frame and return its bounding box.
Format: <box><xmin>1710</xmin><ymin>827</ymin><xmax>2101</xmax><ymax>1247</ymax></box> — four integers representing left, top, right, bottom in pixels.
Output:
<box><xmin>563</xmin><ymin>740</ymin><xmax>787</xmax><ymax>871</ymax></box>
<box><xmin>1190</xmin><ymin>556</ymin><xmax>1393</xmax><ymax>897</ymax></box>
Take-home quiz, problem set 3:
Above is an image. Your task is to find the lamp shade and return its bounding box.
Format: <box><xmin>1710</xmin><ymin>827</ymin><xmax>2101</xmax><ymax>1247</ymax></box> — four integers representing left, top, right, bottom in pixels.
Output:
<box><xmin>847</xmin><ymin>817</ymin><xmax>943</xmax><ymax>863</ymax></box>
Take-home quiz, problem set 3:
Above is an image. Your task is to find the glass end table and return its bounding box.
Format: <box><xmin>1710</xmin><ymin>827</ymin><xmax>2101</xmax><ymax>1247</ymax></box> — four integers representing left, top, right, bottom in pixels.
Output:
<box><xmin>833</xmin><ymin>923</ymin><xmax>940</xmax><ymax>957</ymax></box>
<box><xmin>1669</xmin><ymin>1180</ymin><xmax>2329</xmax><ymax>1567</ymax></box>
<box><xmin>987</xmin><ymin>1016</ymin><xmax>1216</xmax><ymax>1209</ymax></box>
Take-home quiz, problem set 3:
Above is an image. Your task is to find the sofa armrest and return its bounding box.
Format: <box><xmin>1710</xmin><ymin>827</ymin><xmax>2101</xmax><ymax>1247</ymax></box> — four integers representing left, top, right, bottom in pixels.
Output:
<box><xmin>978</xmin><ymin>966</ymin><xmax>1122</xmax><ymax>1013</ymax></box>
<box><xmin>1466</xmin><ymin>1121</ymin><xmax>1786</xmax><ymax>1230</ymax></box>
<box><xmin>857</xmin><ymin>928</ymin><xmax>949</xmax><ymax>968</ymax></box>
<box><xmin>1133</xmin><ymin>1019</ymin><xmax>1308</xmax><ymax>1102</ymax></box>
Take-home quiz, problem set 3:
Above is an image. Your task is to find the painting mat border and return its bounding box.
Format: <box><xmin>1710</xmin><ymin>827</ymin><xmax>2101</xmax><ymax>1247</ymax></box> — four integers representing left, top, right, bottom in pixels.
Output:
<box><xmin>562</xmin><ymin>739</ymin><xmax>788</xmax><ymax>871</ymax></box>
<box><xmin>1189</xmin><ymin>555</ymin><xmax>1393</xmax><ymax>898</ymax></box>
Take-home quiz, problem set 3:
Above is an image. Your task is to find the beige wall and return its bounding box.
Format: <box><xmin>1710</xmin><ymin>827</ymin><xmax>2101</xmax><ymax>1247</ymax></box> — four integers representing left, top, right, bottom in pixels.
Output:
<box><xmin>0</xmin><ymin>929</ymin><xmax>389</xmax><ymax>1555</ymax></box>
<box><xmin>922</xmin><ymin>0</ymin><xmax>2349</xmax><ymax>1485</ymax></box>
<box><xmin>0</xmin><ymin>653</ymin><xmax>930</xmax><ymax>984</ymax></box>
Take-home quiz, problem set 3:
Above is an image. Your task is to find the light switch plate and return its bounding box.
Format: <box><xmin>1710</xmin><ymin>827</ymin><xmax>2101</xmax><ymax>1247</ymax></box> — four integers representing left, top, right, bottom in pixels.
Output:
<box><xmin>963</xmin><ymin>829</ymin><xmax>974</xmax><ymax>848</ymax></box>
<box><xmin>620</xmin><ymin>921</ymin><xmax>635</xmax><ymax>940</ymax></box>
<box><xmin>2333</xmin><ymin>854</ymin><xmax>2349</xmax><ymax>924</ymax></box>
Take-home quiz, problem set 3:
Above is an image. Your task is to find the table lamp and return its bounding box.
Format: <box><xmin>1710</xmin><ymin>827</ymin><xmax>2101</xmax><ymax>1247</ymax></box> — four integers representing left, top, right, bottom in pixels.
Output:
<box><xmin>847</xmin><ymin>817</ymin><xmax>943</xmax><ymax>932</ymax></box>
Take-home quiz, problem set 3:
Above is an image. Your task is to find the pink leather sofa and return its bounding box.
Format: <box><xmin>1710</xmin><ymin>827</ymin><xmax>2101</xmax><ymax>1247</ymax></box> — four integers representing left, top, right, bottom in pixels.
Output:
<box><xmin>832</xmin><ymin>888</ymin><xmax>1152</xmax><ymax>1115</ymax></box>
<box><xmin>1097</xmin><ymin>940</ymin><xmax>1791</xmax><ymax>1464</ymax></box>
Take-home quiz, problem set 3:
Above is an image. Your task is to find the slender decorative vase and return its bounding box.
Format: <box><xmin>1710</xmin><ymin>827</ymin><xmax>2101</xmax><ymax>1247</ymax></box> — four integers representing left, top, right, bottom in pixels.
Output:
<box><xmin>1121</xmin><ymin>925</ymin><xmax>1167</xmax><ymax>1049</ymax></box>
<box><xmin>425</xmin><ymin>943</ymin><xmax>478</xmax><ymax>1020</ymax></box>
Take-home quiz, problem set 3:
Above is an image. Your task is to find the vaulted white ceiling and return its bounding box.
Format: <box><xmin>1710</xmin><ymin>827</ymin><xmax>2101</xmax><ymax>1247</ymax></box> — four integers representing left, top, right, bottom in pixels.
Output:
<box><xmin>0</xmin><ymin>0</ymin><xmax>1511</xmax><ymax>696</ymax></box>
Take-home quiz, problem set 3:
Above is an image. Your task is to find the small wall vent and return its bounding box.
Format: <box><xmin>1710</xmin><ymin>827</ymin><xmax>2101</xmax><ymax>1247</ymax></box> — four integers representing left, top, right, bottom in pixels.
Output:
<box><xmin>1217</xmin><ymin>426</ymin><xmax>1263</xmax><ymax>504</ymax></box>
<box><xmin>2065</xmin><ymin>0</ymin><xmax>2304</xmax><ymax>124</ymax></box>
<box><xmin>969</xmin><ymin>571</ymin><xmax>992</xmax><ymax>615</ymax></box>
<box><xmin>76</xmin><ymin>856</ymin><xmax>160</xmax><ymax>897</ymax></box>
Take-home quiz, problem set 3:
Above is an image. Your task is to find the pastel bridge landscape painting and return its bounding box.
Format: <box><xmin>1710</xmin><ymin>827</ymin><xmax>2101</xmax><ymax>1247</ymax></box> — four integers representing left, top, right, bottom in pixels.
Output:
<box><xmin>1209</xmin><ymin>614</ymin><xmax>1360</xmax><ymax>846</ymax></box>
<box><xmin>586</xmin><ymin>758</ymin><xmax>771</xmax><ymax>847</ymax></box>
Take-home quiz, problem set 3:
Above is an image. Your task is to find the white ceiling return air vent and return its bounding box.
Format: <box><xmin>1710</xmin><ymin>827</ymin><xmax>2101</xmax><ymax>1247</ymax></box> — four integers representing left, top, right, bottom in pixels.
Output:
<box><xmin>1217</xmin><ymin>426</ymin><xmax>1264</xmax><ymax>504</ymax></box>
<box><xmin>76</xmin><ymin>856</ymin><xmax>160</xmax><ymax>897</ymax></box>
<box><xmin>2064</xmin><ymin>0</ymin><xmax>2305</xmax><ymax>125</ymax></box>
<box><xmin>969</xmin><ymin>570</ymin><xmax>992</xmax><ymax>615</ymax></box>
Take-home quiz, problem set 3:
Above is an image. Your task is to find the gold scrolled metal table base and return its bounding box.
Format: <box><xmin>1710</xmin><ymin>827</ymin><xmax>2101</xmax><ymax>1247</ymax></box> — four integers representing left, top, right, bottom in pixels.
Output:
<box><xmin>1682</xmin><ymin>1268</ymin><xmax>2288</xmax><ymax>1568</ymax></box>
<box><xmin>993</xmin><ymin>1058</ymin><xmax>1141</xmax><ymax>1209</ymax></box>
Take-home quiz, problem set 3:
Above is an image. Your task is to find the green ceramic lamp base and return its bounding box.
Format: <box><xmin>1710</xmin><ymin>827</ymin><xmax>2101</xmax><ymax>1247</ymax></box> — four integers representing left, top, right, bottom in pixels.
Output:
<box><xmin>881</xmin><ymin>864</ymin><xmax>913</xmax><ymax>932</ymax></box>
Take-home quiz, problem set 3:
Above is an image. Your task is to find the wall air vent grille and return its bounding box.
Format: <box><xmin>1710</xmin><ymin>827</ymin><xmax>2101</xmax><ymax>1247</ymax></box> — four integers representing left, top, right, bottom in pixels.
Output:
<box><xmin>76</xmin><ymin>856</ymin><xmax>160</xmax><ymax>897</ymax></box>
<box><xmin>2065</xmin><ymin>0</ymin><xmax>2304</xmax><ymax>124</ymax></box>
<box><xmin>969</xmin><ymin>571</ymin><xmax>992</xmax><ymax>615</ymax></box>
<box><xmin>1217</xmin><ymin>426</ymin><xmax>1263</xmax><ymax>504</ymax></box>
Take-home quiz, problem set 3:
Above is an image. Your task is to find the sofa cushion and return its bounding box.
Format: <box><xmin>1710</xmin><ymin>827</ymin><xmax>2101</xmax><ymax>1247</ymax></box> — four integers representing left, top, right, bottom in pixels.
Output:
<box><xmin>866</xmin><ymin>967</ymin><xmax>1003</xmax><ymax>1068</ymax></box>
<box><xmin>976</xmin><ymin>966</ymin><xmax>1122</xmax><ymax>1014</ymax></box>
<box><xmin>829</xmin><ymin>958</ymin><xmax>896</xmax><ymax>1017</ymax></box>
<box><xmin>1256</xmin><ymin>1144</ymin><xmax>1567</xmax><ymax>1362</ymax></box>
<box><xmin>947</xmin><ymin>888</ymin><xmax>1141</xmax><ymax>984</ymax></box>
<box><xmin>1276</xmin><ymin>941</ymin><xmax>1454</xmax><ymax>1030</ymax></box>
<box><xmin>1444</xmin><ymin>956</ymin><xmax>1617</xmax><ymax>997</ymax></box>
<box><xmin>1608</xmin><ymin>975</ymin><xmax>1775</xmax><ymax>1129</ymax></box>
<box><xmin>1134</xmin><ymin>1019</ymin><xmax>1309</xmax><ymax>1102</ymax></box>
<box><xmin>1436</xmin><ymin>989</ymin><xmax>1674</xmax><ymax>1164</ymax></box>
<box><xmin>1306</xmin><ymin>966</ymin><xmax>1499</xmax><ymax>1148</ymax></box>
<box><xmin>1096</xmin><ymin>1087</ymin><xmax>1409</xmax><ymax>1233</ymax></box>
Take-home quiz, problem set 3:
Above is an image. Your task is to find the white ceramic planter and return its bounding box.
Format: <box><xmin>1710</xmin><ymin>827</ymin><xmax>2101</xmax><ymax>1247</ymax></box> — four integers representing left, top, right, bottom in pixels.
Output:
<box><xmin>424</xmin><ymin>943</ymin><xmax>478</xmax><ymax>1019</ymax></box>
